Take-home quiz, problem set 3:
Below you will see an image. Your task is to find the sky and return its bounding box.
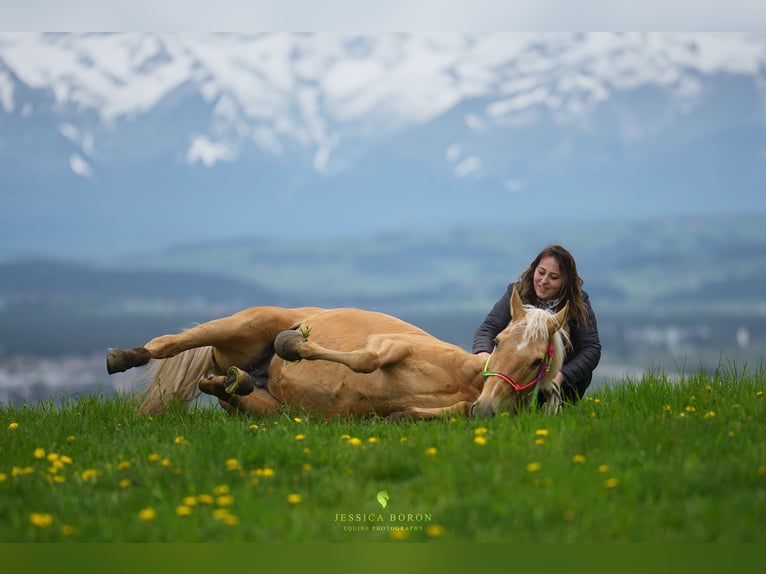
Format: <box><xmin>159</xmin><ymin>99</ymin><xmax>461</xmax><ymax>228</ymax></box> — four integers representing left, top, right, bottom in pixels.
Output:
<box><xmin>1</xmin><ymin>0</ymin><xmax>764</xmax><ymax>31</ymax></box>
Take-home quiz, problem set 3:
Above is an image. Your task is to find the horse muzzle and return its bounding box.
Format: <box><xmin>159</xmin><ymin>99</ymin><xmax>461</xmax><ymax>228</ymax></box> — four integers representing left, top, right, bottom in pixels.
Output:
<box><xmin>469</xmin><ymin>401</ymin><xmax>496</xmax><ymax>418</ymax></box>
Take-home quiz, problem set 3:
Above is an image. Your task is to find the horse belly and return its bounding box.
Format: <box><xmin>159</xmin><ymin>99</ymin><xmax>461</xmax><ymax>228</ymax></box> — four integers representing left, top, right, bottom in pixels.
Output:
<box><xmin>267</xmin><ymin>358</ymin><xmax>475</xmax><ymax>418</ymax></box>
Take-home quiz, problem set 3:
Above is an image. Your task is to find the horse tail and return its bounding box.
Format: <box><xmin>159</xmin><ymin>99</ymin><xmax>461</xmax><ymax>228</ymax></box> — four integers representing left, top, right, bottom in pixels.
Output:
<box><xmin>135</xmin><ymin>346</ymin><xmax>215</xmax><ymax>414</ymax></box>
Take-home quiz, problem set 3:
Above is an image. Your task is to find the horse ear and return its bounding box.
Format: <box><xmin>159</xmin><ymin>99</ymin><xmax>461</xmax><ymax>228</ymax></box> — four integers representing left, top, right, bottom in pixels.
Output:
<box><xmin>510</xmin><ymin>285</ymin><xmax>526</xmax><ymax>320</ymax></box>
<box><xmin>550</xmin><ymin>301</ymin><xmax>569</xmax><ymax>333</ymax></box>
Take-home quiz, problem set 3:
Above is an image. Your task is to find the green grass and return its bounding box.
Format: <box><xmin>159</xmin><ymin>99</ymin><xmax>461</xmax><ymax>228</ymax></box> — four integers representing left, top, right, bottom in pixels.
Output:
<box><xmin>1</xmin><ymin>366</ymin><xmax>765</xmax><ymax>543</ymax></box>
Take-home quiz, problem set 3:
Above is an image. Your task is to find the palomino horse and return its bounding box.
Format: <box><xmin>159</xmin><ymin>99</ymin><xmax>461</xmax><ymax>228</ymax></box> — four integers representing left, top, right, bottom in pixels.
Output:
<box><xmin>107</xmin><ymin>287</ymin><xmax>568</xmax><ymax>419</ymax></box>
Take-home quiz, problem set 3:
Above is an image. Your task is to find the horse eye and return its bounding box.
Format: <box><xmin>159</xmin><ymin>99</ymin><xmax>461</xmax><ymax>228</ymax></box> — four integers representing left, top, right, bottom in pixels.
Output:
<box><xmin>531</xmin><ymin>358</ymin><xmax>543</xmax><ymax>368</ymax></box>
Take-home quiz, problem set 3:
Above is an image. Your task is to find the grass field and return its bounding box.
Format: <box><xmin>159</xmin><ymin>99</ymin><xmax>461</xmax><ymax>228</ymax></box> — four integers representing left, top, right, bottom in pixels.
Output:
<box><xmin>1</xmin><ymin>364</ymin><xmax>764</xmax><ymax>543</ymax></box>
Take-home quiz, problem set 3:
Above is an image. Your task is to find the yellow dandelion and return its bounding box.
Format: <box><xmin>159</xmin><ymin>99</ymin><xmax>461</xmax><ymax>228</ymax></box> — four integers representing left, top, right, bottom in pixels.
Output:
<box><xmin>535</xmin><ymin>429</ymin><xmax>549</xmax><ymax>436</ymax></box>
<box><xmin>705</xmin><ymin>384</ymin><xmax>713</xmax><ymax>392</ymax></box>
<box><xmin>598</xmin><ymin>464</ymin><xmax>609</xmax><ymax>473</ymax></box>
<box><xmin>302</xmin><ymin>463</ymin><xmax>313</xmax><ymax>472</ymax></box>
<box><xmin>572</xmin><ymin>454</ymin><xmax>587</xmax><ymax>464</ymax></box>
<box><xmin>217</xmin><ymin>495</ymin><xmax>234</xmax><ymax>506</ymax></box>
<box><xmin>34</xmin><ymin>448</ymin><xmax>46</xmax><ymax>459</ymax></box>
<box><xmin>603</xmin><ymin>477</ymin><xmax>619</xmax><ymax>489</ymax></box>
<box><xmin>46</xmin><ymin>452</ymin><xmax>59</xmax><ymax>462</ymax></box>
<box><xmin>535</xmin><ymin>438</ymin><xmax>545</xmax><ymax>446</ymax></box>
<box><xmin>424</xmin><ymin>447</ymin><xmax>437</xmax><ymax>456</ymax></box>
<box><xmin>176</xmin><ymin>505</ymin><xmax>193</xmax><ymax>517</ymax></box>
<box><xmin>685</xmin><ymin>405</ymin><xmax>696</xmax><ymax>413</ymax></box>
<box><xmin>174</xmin><ymin>436</ymin><xmax>188</xmax><ymax>445</ymax></box>
<box><xmin>147</xmin><ymin>453</ymin><xmax>160</xmax><ymax>462</ymax></box>
<box><xmin>81</xmin><ymin>469</ymin><xmax>101</xmax><ymax>482</ymax></box>
<box><xmin>51</xmin><ymin>475</ymin><xmax>65</xmax><ymax>484</ymax></box>
<box><xmin>183</xmin><ymin>496</ymin><xmax>198</xmax><ymax>507</ymax></box>
<box><xmin>29</xmin><ymin>513</ymin><xmax>54</xmax><ymax>528</ymax></box>
<box><xmin>474</xmin><ymin>436</ymin><xmax>487</xmax><ymax>445</ymax></box>
<box><xmin>214</xmin><ymin>484</ymin><xmax>230</xmax><ymax>495</ymax></box>
<box><xmin>758</xmin><ymin>465</ymin><xmax>766</xmax><ymax>477</ymax></box>
<box><xmin>526</xmin><ymin>462</ymin><xmax>541</xmax><ymax>472</ymax></box>
<box><xmin>225</xmin><ymin>458</ymin><xmax>241</xmax><ymax>470</ymax></box>
<box><xmin>117</xmin><ymin>461</ymin><xmax>131</xmax><ymax>470</ymax></box>
<box><xmin>0</xmin><ymin>473</ymin><xmax>7</xmax><ymax>482</ymax></box>
<box><xmin>287</xmin><ymin>493</ymin><xmax>302</xmax><ymax>505</ymax></box>
<box><xmin>474</xmin><ymin>427</ymin><xmax>488</xmax><ymax>436</ymax></box>
<box><xmin>118</xmin><ymin>478</ymin><xmax>131</xmax><ymax>489</ymax></box>
<box><xmin>294</xmin><ymin>434</ymin><xmax>306</xmax><ymax>441</ymax></box>
<box><xmin>138</xmin><ymin>508</ymin><xmax>156</xmax><ymax>521</ymax></box>
<box><xmin>390</xmin><ymin>529</ymin><xmax>409</xmax><ymax>541</ymax></box>
<box><xmin>703</xmin><ymin>411</ymin><xmax>716</xmax><ymax>419</ymax></box>
<box><xmin>303</xmin><ymin>447</ymin><xmax>311</xmax><ymax>455</ymax></box>
<box><xmin>8</xmin><ymin>422</ymin><xmax>19</xmax><ymax>430</ymax></box>
<box><xmin>293</xmin><ymin>417</ymin><xmax>302</xmax><ymax>423</ymax></box>
<box><xmin>590</xmin><ymin>411</ymin><xmax>597</xmax><ymax>418</ymax></box>
<box><xmin>367</xmin><ymin>437</ymin><xmax>378</xmax><ymax>443</ymax></box>
<box><xmin>248</xmin><ymin>423</ymin><xmax>259</xmax><ymax>430</ymax></box>
<box><xmin>60</xmin><ymin>525</ymin><xmax>77</xmax><ymax>536</ymax></box>
<box><xmin>426</xmin><ymin>524</ymin><xmax>446</xmax><ymax>538</ymax></box>
<box><xmin>348</xmin><ymin>437</ymin><xmax>362</xmax><ymax>446</ymax></box>
<box><xmin>66</xmin><ymin>435</ymin><xmax>75</xmax><ymax>442</ymax></box>
<box><xmin>60</xmin><ymin>455</ymin><xmax>73</xmax><ymax>465</ymax></box>
<box><xmin>594</xmin><ymin>398</ymin><xmax>601</xmax><ymax>404</ymax></box>
<box><xmin>679</xmin><ymin>412</ymin><xmax>686</xmax><ymax>418</ymax></box>
<box><xmin>212</xmin><ymin>508</ymin><xmax>230</xmax><ymax>520</ymax></box>
<box><xmin>340</xmin><ymin>434</ymin><xmax>351</xmax><ymax>440</ymax></box>
<box><xmin>160</xmin><ymin>458</ymin><xmax>171</xmax><ymax>467</ymax></box>
<box><xmin>197</xmin><ymin>494</ymin><xmax>214</xmax><ymax>505</ymax></box>
<box><xmin>262</xmin><ymin>467</ymin><xmax>275</xmax><ymax>478</ymax></box>
<box><xmin>755</xmin><ymin>391</ymin><xmax>763</xmax><ymax>397</ymax></box>
<box><xmin>662</xmin><ymin>405</ymin><xmax>672</xmax><ymax>412</ymax></box>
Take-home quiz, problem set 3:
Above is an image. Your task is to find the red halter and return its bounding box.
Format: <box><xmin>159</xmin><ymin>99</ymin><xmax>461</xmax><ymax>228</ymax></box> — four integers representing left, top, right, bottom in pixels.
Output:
<box><xmin>482</xmin><ymin>340</ymin><xmax>554</xmax><ymax>392</ymax></box>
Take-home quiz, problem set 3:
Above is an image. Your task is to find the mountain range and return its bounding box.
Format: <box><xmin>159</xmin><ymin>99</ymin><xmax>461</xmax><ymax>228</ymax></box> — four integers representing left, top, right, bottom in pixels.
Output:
<box><xmin>1</xmin><ymin>32</ymin><xmax>766</xmax><ymax>261</ymax></box>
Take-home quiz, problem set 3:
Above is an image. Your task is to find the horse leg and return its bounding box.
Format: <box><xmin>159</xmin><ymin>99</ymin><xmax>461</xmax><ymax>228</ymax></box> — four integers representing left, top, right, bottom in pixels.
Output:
<box><xmin>385</xmin><ymin>401</ymin><xmax>474</xmax><ymax>421</ymax></box>
<box><xmin>274</xmin><ymin>330</ymin><xmax>411</xmax><ymax>373</ymax></box>
<box><xmin>106</xmin><ymin>306</ymin><xmax>322</xmax><ymax>374</ymax></box>
<box><xmin>198</xmin><ymin>373</ymin><xmax>281</xmax><ymax>416</ymax></box>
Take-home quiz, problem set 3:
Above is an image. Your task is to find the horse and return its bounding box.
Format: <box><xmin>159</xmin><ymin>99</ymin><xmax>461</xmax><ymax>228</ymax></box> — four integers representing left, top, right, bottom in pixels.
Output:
<box><xmin>106</xmin><ymin>287</ymin><xmax>569</xmax><ymax>419</ymax></box>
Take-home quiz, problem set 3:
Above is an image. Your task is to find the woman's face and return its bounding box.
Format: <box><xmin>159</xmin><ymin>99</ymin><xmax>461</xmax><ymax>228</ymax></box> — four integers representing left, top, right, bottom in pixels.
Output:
<box><xmin>533</xmin><ymin>256</ymin><xmax>564</xmax><ymax>301</ymax></box>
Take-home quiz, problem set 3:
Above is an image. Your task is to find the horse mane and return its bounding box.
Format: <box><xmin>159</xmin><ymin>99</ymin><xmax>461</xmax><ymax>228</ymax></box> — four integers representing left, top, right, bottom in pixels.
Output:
<box><xmin>507</xmin><ymin>305</ymin><xmax>569</xmax><ymax>345</ymax></box>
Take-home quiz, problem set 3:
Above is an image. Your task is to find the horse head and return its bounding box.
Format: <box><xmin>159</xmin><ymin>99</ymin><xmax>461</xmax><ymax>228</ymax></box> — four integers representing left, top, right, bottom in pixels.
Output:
<box><xmin>470</xmin><ymin>286</ymin><xmax>568</xmax><ymax>417</ymax></box>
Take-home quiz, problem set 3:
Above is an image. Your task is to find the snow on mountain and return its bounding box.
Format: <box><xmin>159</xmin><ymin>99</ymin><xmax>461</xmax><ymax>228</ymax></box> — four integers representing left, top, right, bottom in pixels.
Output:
<box><xmin>2</xmin><ymin>33</ymin><xmax>765</xmax><ymax>175</ymax></box>
<box><xmin>1</xmin><ymin>32</ymin><xmax>765</xmax><ymax>259</ymax></box>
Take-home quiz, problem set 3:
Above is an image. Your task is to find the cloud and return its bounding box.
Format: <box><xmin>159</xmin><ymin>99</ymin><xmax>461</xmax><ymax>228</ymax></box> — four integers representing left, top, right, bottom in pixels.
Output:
<box><xmin>185</xmin><ymin>135</ymin><xmax>236</xmax><ymax>167</ymax></box>
<box><xmin>69</xmin><ymin>154</ymin><xmax>93</xmax><ymax>178</ymax></box>
<box><xmin>454</xmin><ymin>156</ymin><xmax>482</xmax><ymax>177</ymax></box>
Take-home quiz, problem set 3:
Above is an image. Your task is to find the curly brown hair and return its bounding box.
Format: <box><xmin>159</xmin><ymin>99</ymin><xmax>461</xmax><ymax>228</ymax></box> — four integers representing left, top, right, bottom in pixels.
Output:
<box><xmin>518</xmin><ymin>244</ymin><xmax>589</xmax><ymax>327</ymax></box>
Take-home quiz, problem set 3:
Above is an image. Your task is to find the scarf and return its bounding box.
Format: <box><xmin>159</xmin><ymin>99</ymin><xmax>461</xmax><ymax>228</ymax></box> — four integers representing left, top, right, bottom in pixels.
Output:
<box><xmin>537</xmin><ymin>296</ymin><xmax>562</xmax><ymax>312</ymax></box>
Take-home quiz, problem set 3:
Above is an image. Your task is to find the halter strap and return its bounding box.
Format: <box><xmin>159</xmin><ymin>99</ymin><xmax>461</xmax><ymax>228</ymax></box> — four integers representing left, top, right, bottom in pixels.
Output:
<box><xmin>482</xmin><ymin>340</ymin><xmax>554</xmax><ymax>393</ymax></box>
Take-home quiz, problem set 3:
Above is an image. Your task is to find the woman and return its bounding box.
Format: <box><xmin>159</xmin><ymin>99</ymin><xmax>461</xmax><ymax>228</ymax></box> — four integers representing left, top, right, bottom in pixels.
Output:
<box><xmin>472</xmin><ymin>244</ymin><xmax>601</xmax><ymax>404</ymax></box>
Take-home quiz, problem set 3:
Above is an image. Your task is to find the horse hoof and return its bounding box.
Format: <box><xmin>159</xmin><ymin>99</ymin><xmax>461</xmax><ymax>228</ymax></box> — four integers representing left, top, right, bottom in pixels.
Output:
<box><xmin>274</xmin><ymin>330</ymin><xmax>306</xmax><ymax>362</ymax></box>
<box><xmin>225</xmin><ymin>367</ymin><xmax>256</xmax><ymax>396</ymax></box>
<box><xmin>106</xmin><ymin>347</ymin><xmax>151</xmax><ymax>374</ymax></box>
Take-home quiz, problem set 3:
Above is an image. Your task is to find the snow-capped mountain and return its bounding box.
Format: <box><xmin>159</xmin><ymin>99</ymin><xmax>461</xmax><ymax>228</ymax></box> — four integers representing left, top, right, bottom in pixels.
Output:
<box><xmin>1</xmin><ymin>32</ymin><xmax>765</xmax><ymax>259</ymax></box>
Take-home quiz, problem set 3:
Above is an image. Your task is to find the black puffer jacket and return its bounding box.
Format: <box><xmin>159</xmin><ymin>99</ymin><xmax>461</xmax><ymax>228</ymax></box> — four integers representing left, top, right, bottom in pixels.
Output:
<box><xmin>472</xmin><ymin>282</ymin><xmax>601</xmax><ymax>403</ymax></box>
